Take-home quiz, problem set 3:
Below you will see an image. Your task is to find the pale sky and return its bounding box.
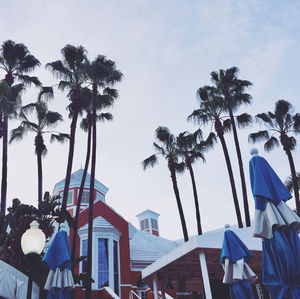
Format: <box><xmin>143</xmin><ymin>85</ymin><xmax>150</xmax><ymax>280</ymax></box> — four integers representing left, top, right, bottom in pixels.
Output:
<box><xmin>1</xmin><ymin>0</ymin><xmax>300</xmax><ymax>240</ymax></box>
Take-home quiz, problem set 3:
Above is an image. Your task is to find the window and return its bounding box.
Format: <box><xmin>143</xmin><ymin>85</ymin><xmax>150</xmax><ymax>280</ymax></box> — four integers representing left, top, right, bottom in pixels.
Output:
<box><xmin>60</xmin><ymin>190</ymin><xmax>73</xmax><ymax>206</ymax></box>
<box><xmin>81</xmin><ymin>190</ymin><xmax>89</xmax><ymax>204</ymax></box>
<box><xmin>98</xmin><ymin>238</ymin><xmax>109</xmax><ymax>289</ymax></box>
<box><xmin>140</xmin><ymin>219</ymin><xmax>149</xmax><ymax>230</ymax></box>
<box><xmin>113</xmin><ymin>240</ymin><xmax>119</xmax><ymax>295</ymax></box>
<box><xmin>151</xmin><ymin>218</ymin><xmax>158</xmax><ymax>230</ymax></box>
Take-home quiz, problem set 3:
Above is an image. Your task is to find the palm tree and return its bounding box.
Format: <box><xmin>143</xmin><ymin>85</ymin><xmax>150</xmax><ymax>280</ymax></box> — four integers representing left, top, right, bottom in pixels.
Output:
<box><xmin>210</xmin><ymin>67</ymin><xmax>253</xmax><ymax>227</ymax></box>
<box><xmin>84</xmin><ymin>56</ymin><xmax>122</xmax><ymax>297</ymax></box>
<box><xmin>176</xmin><ymin>131</ymin><xmax>216</xmax><ymax>235</ymax></box>
<box><xmin>46</xmin><ymin>45</ymin><xmax>88</xmax><ymax>212</ymax></box>
<box><xmin>142</xmin><ymin>126</ymin><xmax>189</xmax><ymax>241</ymax></box>
<box><xmin>249</xmin><ymin>100</ymin><xmax>300</xmax><ymax>214</ymax></box>
<box><xmin>9</xmin><ymin>87</ymin><xmax>68</xmax><ymax>203</ymax></box>
<box><xmin>188</xmin><ymin>86</ymin><xmax>243</xmax><ymax>228</ymax></box>
<box><xmin>0</xmin><ymin>40</ymin><xmax>40</xmax><ymax>214</ymax></box>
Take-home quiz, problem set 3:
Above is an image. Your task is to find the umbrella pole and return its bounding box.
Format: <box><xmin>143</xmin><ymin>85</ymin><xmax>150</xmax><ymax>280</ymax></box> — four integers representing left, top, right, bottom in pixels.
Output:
<box><xmin>199</xmin><ymin>249</ymin><xmax>212</xmax><ymax>299</ymax></box>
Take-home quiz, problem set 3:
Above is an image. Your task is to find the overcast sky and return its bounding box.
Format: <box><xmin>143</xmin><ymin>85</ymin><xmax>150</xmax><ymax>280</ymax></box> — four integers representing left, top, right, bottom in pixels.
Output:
<box><xmin>1</xmin><ymin>0</ymin><xmax>300</xmax><ymax>240</ymax></box>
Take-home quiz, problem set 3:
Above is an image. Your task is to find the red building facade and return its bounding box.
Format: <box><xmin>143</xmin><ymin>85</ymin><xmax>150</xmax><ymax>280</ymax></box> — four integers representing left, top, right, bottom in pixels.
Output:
<box><xmin>53</xmin><ymin>169</ymin><xmax>177</xmax><ymax>298</ymax></box>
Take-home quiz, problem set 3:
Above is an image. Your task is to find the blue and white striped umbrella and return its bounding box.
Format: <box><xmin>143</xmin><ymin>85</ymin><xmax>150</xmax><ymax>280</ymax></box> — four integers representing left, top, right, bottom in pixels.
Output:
<box><xmin>249</xmin><ymin>152</ymin><xmax>300</xmax><ymax>299</ymax></box>
<box><xmin>221</xmin><ymin>229</ymin><xmax>257</xmax><ymax>299</ymax></box>
<box><xmin>43</xmin><ymin>229</ymin><xmax>74</xmax><ymax>299</ymax></box>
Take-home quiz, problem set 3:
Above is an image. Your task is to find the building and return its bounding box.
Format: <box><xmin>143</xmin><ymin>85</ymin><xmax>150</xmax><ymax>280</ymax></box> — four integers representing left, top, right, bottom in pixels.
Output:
<box><xmin>53</xmin><ymin>169</ymin><xmax>263</xmax><ymax>299</ymax></box>
<box><xmin>53</xmin><ymin>169</ymin><xmax>178</xmax><ymax>298</ymax></box>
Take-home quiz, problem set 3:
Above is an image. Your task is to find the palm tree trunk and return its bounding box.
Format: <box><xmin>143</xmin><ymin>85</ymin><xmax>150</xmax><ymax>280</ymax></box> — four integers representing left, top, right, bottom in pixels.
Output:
<box><xmin>229</xmin><ymin>110</ymin><xmax>250</xmax><ymax>227</ymax></box>
<box><xmin>186</xmin><ymin>159</ymin><xmax>202</xmax><ymax>235</ymax></box>
<box><xmin>285</xmin><ymin>149</ymin><xmax>300</xmax><ymax>214</ymax></box>
<box><xmin>61</xmin><ymin>111</ymin><xmax>79</xmax><ymax>211</ymax></box>
<box><xmin>37</xmin><ymin>151</ymin><xmax>43</xmax><ymax>204</ymax></box>
<box><xmin>215</xmin><ymin>118</ymin><xmax>243</xmax><ymax>228</ymax></box>
<box><xmin>86</xmin><ymin>85</ymin><xmax>97</xmax><ymax>298</ymax></box>
<box><xmin>0</xmin><ymin>117</ymin><xmax>8</xmax><ymax>214</ymax></box>
<box><xmin>71</xmin><ymin>113</ymin><xmax>92</xmax><ymax>263</ymax></box>
<box><xmin>168</xmin><ymin>159</ymin><xmax>189</xmax><ymax>242</ymax></box>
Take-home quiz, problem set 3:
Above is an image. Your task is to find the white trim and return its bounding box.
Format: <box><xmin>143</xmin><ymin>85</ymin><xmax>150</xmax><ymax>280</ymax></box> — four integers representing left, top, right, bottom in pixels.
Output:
<box><xmin>120</xmin><ymin>284</ymin><xmax>133</xmax><ymax>287</ymax></box>
<box><xmin>152</xmin><ymin>275</ymin><xmax>159</xmax><ymax>299</ymax></box>
<box><xmin>199</xmin><ymin>249</ymin><xmax>212</xmax><ymax>299</ymax></box>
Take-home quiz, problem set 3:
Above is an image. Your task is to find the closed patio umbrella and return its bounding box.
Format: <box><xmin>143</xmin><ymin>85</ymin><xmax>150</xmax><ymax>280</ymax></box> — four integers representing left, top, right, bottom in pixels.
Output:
<box><xmin>249</xmin><ymin>150</ymin><xmax>300</xmax><ymax>298</ymax></box>
<box><xmin>43</xmin><ymin>228</ymin><xmax>74</xmax><ymax>299</ymax></box>
<box><xmin>221</xmin><ymin>228</ymin><xmax>257</xmax><ymax>299</ymax></box>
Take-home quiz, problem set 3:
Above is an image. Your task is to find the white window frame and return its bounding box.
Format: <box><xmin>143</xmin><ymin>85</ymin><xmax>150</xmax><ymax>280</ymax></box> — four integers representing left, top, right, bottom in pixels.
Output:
<box><xmin>79</xmin><ymin>228</ymin><xmax>121</xmax><ymax>294</ymax></box>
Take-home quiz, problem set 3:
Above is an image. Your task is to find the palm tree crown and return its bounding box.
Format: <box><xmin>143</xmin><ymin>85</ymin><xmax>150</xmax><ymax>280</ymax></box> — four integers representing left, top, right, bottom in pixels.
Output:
<box><xmin>249</xmin><ymin>99</ymin><xmax>300</xmax><ymax>214</ymax></box>
<box><xmin>188</xmin><ymin>86</ymin><xmax>243</xmax><ymax>228</ymax></box>
<box><xmin>210</xmin><ymin>67</ymin><xmax>253</xmax><ymax>227</ymax></box>
<box><xmin>142</xmin><ymin>126</ymin><xmax>188</xmax><ymax>241</ymax></box>
<box><xmin>0</xmin><ymin>40</ymin><xmax>41</xmax><ymax>87</ymax></box>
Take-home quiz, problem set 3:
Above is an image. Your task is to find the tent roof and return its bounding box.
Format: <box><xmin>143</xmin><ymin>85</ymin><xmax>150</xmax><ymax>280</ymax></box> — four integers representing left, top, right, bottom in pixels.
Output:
<box><xmin>142</xmin><ymin>225</ymin><xmax>261</xmax><ymax>280</ymax></box>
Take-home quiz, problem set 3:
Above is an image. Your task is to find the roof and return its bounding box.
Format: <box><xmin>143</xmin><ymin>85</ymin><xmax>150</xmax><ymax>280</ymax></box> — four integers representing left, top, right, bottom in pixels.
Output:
<box><xmin>52</xmin><ymin>169</ymin><xmax>109</xmax><ymax>195</ymax></box>
<box><xmin>142</xmin><ymin>225</ymin><xmax>262</xmax><ymax>280</ymax></box>
<box><xmin>79</xmin><ymin>216</ymin><xmax>121</xmax><ymax>237</ymax></box>
<box><xmin>129</xmin><ymin>223</ymin><xmax>177</xmax><ymax>270</ymax></box>
<box><xmin>136</xmin><ymin>209</ymin><xmax>160</xmax><ymax>218</ymax></box>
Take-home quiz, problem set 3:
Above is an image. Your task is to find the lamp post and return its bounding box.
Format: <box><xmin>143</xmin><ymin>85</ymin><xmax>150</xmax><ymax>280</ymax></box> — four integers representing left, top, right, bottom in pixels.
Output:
<box><xmin>21</xmin><ymin>220</ymin><xmax>46</xmax><ymax>299</ymax></box>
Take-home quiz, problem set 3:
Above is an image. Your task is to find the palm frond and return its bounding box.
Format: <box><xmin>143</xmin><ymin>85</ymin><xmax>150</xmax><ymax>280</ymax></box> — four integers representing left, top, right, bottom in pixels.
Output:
<box><xmin>293</xmin><ymin>113</ymin><xmax>300</xmax><ymax>133</ymax></box>
<box><xmin>155</xmin><ymin>126</ymin><xmax>172</xmax><ymax>144</ymax></box>
<box><xmin>97</xmin><ymin>113</ymin><xmax>113</xmax><ymax>122</ymax></box>
<box><xmin>142</xmin><ymin>154</ymin><xmax>158</xmax><ymax>170</ymax></box>
<box><xmin>255</xmin><ymin>113</ymin><xmax>273</xmax><ymax>125</ymax></box>
<box><xmin>45</xmin><ymin>111</ymin><xmax>63</xmax><ymax>127</ymax></box>
<box><xmin>9</xmin><ymin>126</ymin><xmax>27</xmax><ymax>143</ymax></box>
<box><xmin>16</xmin><ymin>75</ymin><xmax>41</xmax><ymax>87</ymax></box>
<box><xmin>46</xmin><ymin>60</ymin><xmax>72</xmax><ymax>80</ymax></box>
<box><xmin>264</xmin><ymin>137</ymin><xmax>279</xmax><ymax>152</ymax></box>
<box><xmin>203</xmin><ymin>132</ymin><xmax>217</xmax><ymax>150</ymax></box>
<box><xmin>223</xmin><ymin>119</ymin><xmax>232</xmax><ymax>133</ymax></box>
<box><xmin>38</xmin><ymin>87</ymin><xmax>54</xmax><ymax>101</ymax></box>
<box><xmin>236</xmin><ymin>113</ymin><xmax>253</xmax><ymax>128</ymax></box>
<box><xmin>275</xmin><ymin>100</ymin><xmax>292</xmax><ymax>117</ymax></box>
<box><xmin>50</xmin><ymin>133</ymin><xmax>69</xmax><ymax>143</ymax></box>
<box><xmin>153</xmin><ymin>142</ymin><xmax>166</xmax><ymax>155</ymax></box>
<box><xmin>248</xmin><ymin>130</ymin><xmax>270</xmax><ymax>143</ymax></box>
<box><xmin>174</xmin><ymin>161</ymin><xmax>185</xmax><ymax>173</ymax></box>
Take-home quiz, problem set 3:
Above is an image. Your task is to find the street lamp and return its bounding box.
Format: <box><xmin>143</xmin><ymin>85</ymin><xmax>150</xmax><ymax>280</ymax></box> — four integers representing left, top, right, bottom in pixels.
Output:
<box><xmin>21</xmin><ymin>220</ymin><xmax>46</xmax><ymax>299</ymax></box>
<box><xmin>21</xmin><ymin>220</ymin><xmax>46</xmax><ymax>255</ymax></box>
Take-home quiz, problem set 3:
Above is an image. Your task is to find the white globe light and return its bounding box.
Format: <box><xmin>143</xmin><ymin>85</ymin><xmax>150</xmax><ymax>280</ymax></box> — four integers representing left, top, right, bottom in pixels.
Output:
<box><xmin>21</xmin><ymin>220</ymin><xmax>46</xmax><ymax>255</ymax></box>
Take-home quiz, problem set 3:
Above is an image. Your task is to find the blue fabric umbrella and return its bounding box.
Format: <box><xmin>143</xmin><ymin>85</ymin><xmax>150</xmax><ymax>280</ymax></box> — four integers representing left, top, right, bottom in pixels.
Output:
<box><xmin>221</xmin><ymin>229</ymin><xmax>257</xmax><ymax>299</ymax></box>
<box><xmin>249</xmin><ymin>154</ymin><xmax>300</xmax><ymax>299</ymax></box>
<box><xmin>43</xmin><ymin>230</ymin><xmax>74</xmax><ymax>299</ymax></box>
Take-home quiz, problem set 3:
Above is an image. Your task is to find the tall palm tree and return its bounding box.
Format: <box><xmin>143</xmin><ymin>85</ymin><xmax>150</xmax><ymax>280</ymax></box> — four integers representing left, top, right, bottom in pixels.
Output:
<box><xmin>176</xmin><ymin>131</ymin><xmax>216</xmax><ymax>235</ymax></box>
<box><xmin>188</xmin><ymin>86</ymin><xmax>243</xmax><ymax>228</ymax></box>
<box><xmin>142</xmin><ymin>126</ymin><xmax>189</xmax><ymax>241</ymax></box>
<box><xmin>249</xmin><ymin>100</ymin><xmax>300</xmax><ymax>214</ymax></box>
<box><xmin>0</xmin><ymin>40</ymin><xmax>40</xmax><ymax>214</ymax></box>
<box><xmin>84</xmin><ymin>56</ymin><xmax>122</xmax><ymax>297</ymax></box>
<box><xmin>46</xmin><ymin>45</ymin><xmax>88</xmax><ymax>212</ymax></box>
<box><xmin>9</xmin><ymin>87</ymin><xmax>68</xmax><ymax>203</ymax></box>
<box><xmin>210</xmin><ymin>67</ymin><xmax>253</xmax><ymax>227</ymax></box>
